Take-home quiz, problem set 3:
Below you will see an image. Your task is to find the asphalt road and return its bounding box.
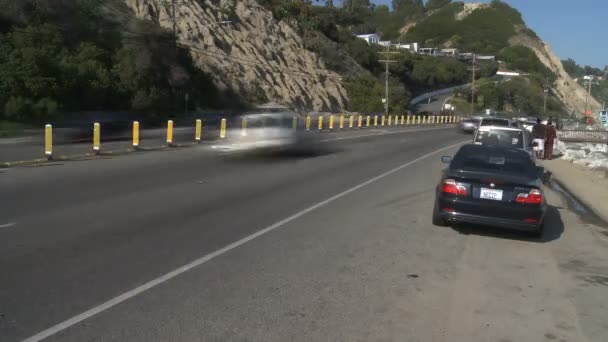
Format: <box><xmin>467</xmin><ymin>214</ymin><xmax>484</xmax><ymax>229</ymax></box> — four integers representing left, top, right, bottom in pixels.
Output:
<box><xmin>413</xmin><ymin>93</ymin><xmax>453</xmax><ymax>114</ymax></box>
<box><xmin>2</xmin><ymin>127</ymin><xmax>608</xmax><ymax>342</ymax></box>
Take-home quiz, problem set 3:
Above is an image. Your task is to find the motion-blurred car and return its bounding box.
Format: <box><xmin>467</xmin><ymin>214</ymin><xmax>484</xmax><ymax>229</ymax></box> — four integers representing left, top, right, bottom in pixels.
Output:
<box><xmin>433</xmin><ymin>144</ymin><xmax>547</xmax><ymax>237</ymax></box>
<box><xmin>458</xmin><ymin>117</ymin><xmax>480</xmax><ymax>133</ymax></box>
<box><xmin>473</xmin><ymin>126</ymin><xmax>535</xmax><ymax>160</ymax></box>
<box><xmin>479</xmin><ymin>117</ymin><xmax>514</xmax><ymax>127</ymax></box>
<box><xmin>213</xmin><ymin>112</ymin><xmax>321</xmax><ymax>155</ymax></box>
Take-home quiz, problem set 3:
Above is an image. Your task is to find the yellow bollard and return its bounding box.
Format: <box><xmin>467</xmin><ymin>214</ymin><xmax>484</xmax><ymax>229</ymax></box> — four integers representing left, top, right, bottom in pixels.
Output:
<box><xmin>339</xmin><ymin>115</ymin><xmax>344</xmax><ymax>129</ymax></box>
<box><xmin>44</xmin><ymin>124</ymin><xmax>52</xmax><ymax>159</ymax></box>
<box><xmin>423</xmin><ymin>116</ymin><xmax>427</xmax><ymax>125</ymax></box>
<box><xmin>329</xmin><ymin>115</ymin><xmax>334</xmax><ymax>130</ymax></box>
<box><xmin>406</xmin><ymin>116</ymin><xmax>410</xmax><ymax>125</ymax></box>
<box><xmin>374</xmin><ymin>115</ymin><xmax>378</xmax><ymax>127</ymax></box>
<box><xmin>381</xmin><ymin>116</ymin><xmax>385</xmax><ymax>126</ymax></box>
<box><xmin>306</xmin><ymin>116</ymin><xmax>311</xmax><ymax>130</ymax></box>
<box><xmin>133</xmin><ymin>121</ymin><xmax>140</xmax><ymax>148</ymax></box>
<box><xmin>318</xmin><ymin>116</ymin><xmax>323</xmax><ymax>130</ymax></box>
<box><xmin>166</xmin><ymin>120</ymin><xmax>174</xmax><ymax>146</ymax></box>
<box><xmin>195</xmin><ymin>119</ymin><xmax>202</xmax><ymax>142</ymax></box>
<box><xmin>241</xmin><ymin>117</ymin><xmax>247</xmax><ymax>137</ymax></box>
<box><xmin>349</xmin><ymin>115</ymin><xmax>354</xmax><ymax>128</ymax></box>
<box><xmin>292</xmin><ymin>116</ymin><xmax>297</xmax><ymax>130</ymax></box>
<box><xmin>93</xmin><ymin>122</ymin><xmax>101</xmax><ymax>153</ymax></box>
<box><xmin>387</xmin><ymin>116</ymin><xmax>392</xmax><ymax>126</ymax></box>
<box><xmin>401</xmin><ymin>115</ymin><xmax>405</xmax><ymax>125</ymax></box>
<box><xmin>366</xmin><ymin>115</ymin><xmax>371</xmax><ymax>127</ymax></box>
<box><xmin>220</xmin><ymin>118</ymin><xmax>227</xmax><ymax>138</ymax></box>
<box><xmin>416</xmin><ymin>116</ymin><xmax>420</xmax><ymax>124</ymax></box>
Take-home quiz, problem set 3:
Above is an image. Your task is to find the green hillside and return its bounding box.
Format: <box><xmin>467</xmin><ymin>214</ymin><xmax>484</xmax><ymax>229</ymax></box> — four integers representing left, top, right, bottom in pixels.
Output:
<box><xmin>0</xmin><ymin>0</ymin><xmax>233</xmax><ymax>125</ymax></box>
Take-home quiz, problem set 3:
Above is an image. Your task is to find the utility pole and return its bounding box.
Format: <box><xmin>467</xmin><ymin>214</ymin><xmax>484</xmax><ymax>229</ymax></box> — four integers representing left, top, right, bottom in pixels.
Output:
<box><xmin>378</xmin><ymin>44</ymin><xmax>399</xmax><ymax>116</ymax></box>
<box><xmin>467</xmin><ymin>54</ymin><xmax>478</xmax><ymax>115</ymax></box>
<box><xmin>583</xmin><ymin>75</ymin><xmax>599</xmax><ymax>116</ymax></box>
<box><xmin>171</xmin><ymin>0</ymin><xmax>177</xmax><ymax>37</ymax></box>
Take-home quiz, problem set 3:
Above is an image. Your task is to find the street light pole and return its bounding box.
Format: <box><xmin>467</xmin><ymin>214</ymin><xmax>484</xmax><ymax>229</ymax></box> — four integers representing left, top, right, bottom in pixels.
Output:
<box><xmin>543</xmin><ymin>88</ymin><xmax>548</xmax><ymax>114</ymax></box>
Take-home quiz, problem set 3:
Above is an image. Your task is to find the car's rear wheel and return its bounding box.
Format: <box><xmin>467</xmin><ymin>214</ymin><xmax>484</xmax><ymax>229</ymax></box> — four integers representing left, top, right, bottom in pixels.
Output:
<box><xmin>432</xmin><ymin>200</ymin><xmax>447</xmax><ymax>227</ymax></box>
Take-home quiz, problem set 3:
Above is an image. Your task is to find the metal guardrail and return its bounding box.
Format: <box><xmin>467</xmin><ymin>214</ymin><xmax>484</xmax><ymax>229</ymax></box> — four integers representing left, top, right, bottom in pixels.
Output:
<box><xmin>558</xmin><ymin>130</ymin><xmax>608</xmax><ymax>143</ymax></box>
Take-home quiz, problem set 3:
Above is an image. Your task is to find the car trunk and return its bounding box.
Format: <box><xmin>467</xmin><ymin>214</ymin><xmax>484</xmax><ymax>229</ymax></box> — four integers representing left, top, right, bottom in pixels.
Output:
<box><xmin>442</xmin><ymin>170</ymin><xmax>543</xmax><ymax>221</ymax></box>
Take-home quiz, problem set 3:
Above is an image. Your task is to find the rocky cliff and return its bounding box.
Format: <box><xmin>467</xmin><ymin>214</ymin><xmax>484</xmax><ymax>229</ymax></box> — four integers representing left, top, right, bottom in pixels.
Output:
<box><xmin>456</xmin><ymin>3</ymin><xmax>600</xmax><ymax>116</ymax></box>
<box><xmin>123</xmin><ymin>0</ymin><xmax>347</xmax><ymax>113</ymax></box>
<box><xmin>509</xmin><ymin>32</ymin><xmax>601</xmax><ymax>116</ymax></box>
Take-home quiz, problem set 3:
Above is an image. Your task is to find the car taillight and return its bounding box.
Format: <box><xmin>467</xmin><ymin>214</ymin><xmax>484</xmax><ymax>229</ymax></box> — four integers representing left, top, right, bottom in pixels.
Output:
<box><xmin>442</xmin><ymin>179</ymin><xmax>468</xmax><ymax>196</ymax></box>
<box><xmin>516</xmin><ymin>189</ymin><xmax>542</xmax><ymax>204</ymax></box>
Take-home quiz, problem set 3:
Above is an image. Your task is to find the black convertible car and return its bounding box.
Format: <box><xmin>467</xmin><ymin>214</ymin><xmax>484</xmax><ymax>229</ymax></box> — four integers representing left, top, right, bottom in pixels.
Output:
<box><xmin>433</xmin><ymin>144</ymin><xmax>547</xmax><ymax>237</ymax></box>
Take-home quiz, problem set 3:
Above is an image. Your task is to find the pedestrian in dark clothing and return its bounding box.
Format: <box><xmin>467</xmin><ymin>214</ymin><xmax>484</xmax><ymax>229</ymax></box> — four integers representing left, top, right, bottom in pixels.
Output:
<box><xmin>531</xmin><ymin>118</ymin><xmax>546</xmax><ymax>159</ymax></box>
<box><xmin>544</xmin><ymin>118</ymin><xmax>557</xmax><ymax>160</ymax></box>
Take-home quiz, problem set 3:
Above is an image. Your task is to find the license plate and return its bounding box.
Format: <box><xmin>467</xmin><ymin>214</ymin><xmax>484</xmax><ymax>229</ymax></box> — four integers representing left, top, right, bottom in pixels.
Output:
<box><xmin>480</xmin><ymin>188</ymin><xmax>503</xmax><ymax>201</ymax></box>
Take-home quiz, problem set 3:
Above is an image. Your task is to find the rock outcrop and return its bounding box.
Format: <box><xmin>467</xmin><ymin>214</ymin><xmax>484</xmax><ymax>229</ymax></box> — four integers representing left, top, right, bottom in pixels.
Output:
<box><xmin>123</xmin><ymin>0</ymin><xmax>347</xmax><ymax>113</ymax></box>
<box><xmin>510</xmin><ymin>32</ymin><xmax>601</xmax><ymax>116</ymax></box>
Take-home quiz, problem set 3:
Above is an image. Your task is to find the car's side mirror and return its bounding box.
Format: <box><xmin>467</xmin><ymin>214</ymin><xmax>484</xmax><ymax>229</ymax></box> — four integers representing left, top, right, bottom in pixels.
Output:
<box><xmin>441</xmin><ymin>156</ymin><xmax>452</xmax><ymax>164</ymax></box>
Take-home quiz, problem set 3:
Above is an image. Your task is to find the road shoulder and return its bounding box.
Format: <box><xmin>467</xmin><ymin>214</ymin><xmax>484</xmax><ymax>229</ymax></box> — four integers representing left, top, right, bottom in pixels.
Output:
<box><xmin>540</xmin><ymin>159</ymin><xmax>608</xmax><ymax>223</ymax></box>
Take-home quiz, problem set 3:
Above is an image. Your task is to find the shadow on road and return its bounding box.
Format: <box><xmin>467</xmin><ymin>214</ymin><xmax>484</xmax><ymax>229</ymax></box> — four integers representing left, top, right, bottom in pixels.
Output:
<box><xmin>450</xmin><ymin>205</ymin><xmax>564</xmax><ymax>243</ymax></box>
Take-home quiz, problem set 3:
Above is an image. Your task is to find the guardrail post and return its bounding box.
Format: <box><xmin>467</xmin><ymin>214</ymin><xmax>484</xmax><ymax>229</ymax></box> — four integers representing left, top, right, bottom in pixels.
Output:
<box><xmin>417</xmin><ymin>116</ymin><xmax>422</xmax><ymax>125</ymax></box>
<box><xmin>422</xmin><ymin>116</ymin><xmax>426</xmax><ymax>125</ymax></box>
<box><xmin>339</xmin><ymin>115</ymin><xmax>344</xmax><ymax>129</ymax></box>
<box><xmin>318</xmin><ymin>116</ymin><xmax>323</xmax><ymax>130</ymax></box>
<box><xmin>374</xmin><ymin>115</ymin><xmax>378</xmax><ymax>127</ymax></box>
<box><xmin>93</xmin><ymin>122</ymin><xmax>100</xmax><ymax>154</ymax></box>
<box><xmin>406</xmin><ymin>116</ymin><xmax>410</xmax><ymax>125</ymax></box>
<box><xmin>387</xmin><ymin>115</ymin><xmax>392</xmax><ymax>126</ymax></box>
<box><xmin>44</xmin><ymin>124</ymin><xmax>53</xmax><ymax>160</ymax></box>
<box><xmin>133</xmin><ymin>121</ymin><xmax>140</xmax><ymax>149</ymax></box>
<box><xmin>400</xmin><ymin>115</ymin><xmax>405</xmax><ymax>125</ymax></box>
<box><xmin>220</xmin><ymin>118</ymin><xmax>227</xmax><ymax>138</ymax></box>
<box><xmin>241</xmin><ymin>117</ymin><xmax>247</xmax><ymax>137</ymax></box>
<box><xmin>167</xmin><ymin>120</ymin><xmax>174</xmax><ymax>146</ymax></box>
<box><xmin>381</xmin><ymin>116</ymin><xmax>385</xmax><ymax>126</ymax></box>
<box><xmin>349</xmin><ymin>115</ymin><xmax>354</xmax><ymax>128</ymax></box>
<box><xmin>329</xmin><ymin>115</ymin><xmax>335</xmax><ymax>130</ymax></box>
<box><xmin>306</xmin><ymin>116</ymin><xmax>311</xmax><ymax>130</ymax></box>
<box><xmin>195</xmin><ymin>119</ymin><xmax>202</xmax><ymax>142</ymax></box>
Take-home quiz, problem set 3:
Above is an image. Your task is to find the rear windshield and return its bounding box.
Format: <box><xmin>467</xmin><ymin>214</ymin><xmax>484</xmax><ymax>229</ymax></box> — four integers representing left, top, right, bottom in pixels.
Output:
<box><xmin>451</xmin><ymin>146</ymin><xmax>535</xmax><ymax>176</ymax></box>
<box><xmin>480</xmin><ymin>119</ymin><xmax>511</xmax><ymax>127</ymax></box>
<box><xmin>475</xmin><ymin>129</ymin><xmax>524</xmax><ymax>149</ymax></box>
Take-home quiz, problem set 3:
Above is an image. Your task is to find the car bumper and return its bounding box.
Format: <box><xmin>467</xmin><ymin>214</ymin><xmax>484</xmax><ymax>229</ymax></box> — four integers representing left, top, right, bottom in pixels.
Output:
<box><xmin>439</xmin><ymin>211</ymin><xmax>541</xmax><ymax>231</ymax></box>
<box><xmin>459</xmin><ymin>126</ymin><xmax>477</xmax><ymax>132</ymax></box>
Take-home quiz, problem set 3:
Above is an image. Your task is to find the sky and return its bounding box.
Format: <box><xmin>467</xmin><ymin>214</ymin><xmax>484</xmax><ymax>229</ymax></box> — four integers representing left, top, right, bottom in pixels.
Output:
<box><xmin>367</xmin><ymin>0</ymin><xmax>607</xmax><ymax>68</ymax></box>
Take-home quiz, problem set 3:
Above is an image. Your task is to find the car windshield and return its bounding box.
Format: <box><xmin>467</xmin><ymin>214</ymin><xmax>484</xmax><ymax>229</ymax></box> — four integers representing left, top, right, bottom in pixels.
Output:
<box><xmin>480</xmin><ymin>119</ymin><xmax>511</xmax><ymax>127</ymax></box>
<box><xmin>451</xmin><ymin>145</ymin><xmax>536</xmax><ymax>176</ymax></box>
<box><xmin>475</xmin><ymin>129</ymin><xmax>524</xmax><ymax>149</ymax></box>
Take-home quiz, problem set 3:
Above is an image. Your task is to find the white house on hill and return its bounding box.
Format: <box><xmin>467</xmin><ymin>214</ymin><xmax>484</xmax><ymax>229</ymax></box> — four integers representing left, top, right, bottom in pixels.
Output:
<box><xmin>355</xmin><ymin>34</ymin><xmax>380</xmax><ymax>45</ymax></box>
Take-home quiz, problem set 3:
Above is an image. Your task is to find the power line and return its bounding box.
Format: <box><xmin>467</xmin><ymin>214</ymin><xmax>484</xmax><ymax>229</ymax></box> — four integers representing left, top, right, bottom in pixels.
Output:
<box><xmin>181</xmin><ymin>42</ymin><xmax>343</xmax><ymax>81</ymax></box>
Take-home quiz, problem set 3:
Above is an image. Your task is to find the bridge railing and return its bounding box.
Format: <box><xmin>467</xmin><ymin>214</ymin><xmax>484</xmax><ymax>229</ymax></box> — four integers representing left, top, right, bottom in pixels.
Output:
<box><xmin>558</xmin><ymin>130</ymin><xmax>608</xmax><ymax>144</ymax></box>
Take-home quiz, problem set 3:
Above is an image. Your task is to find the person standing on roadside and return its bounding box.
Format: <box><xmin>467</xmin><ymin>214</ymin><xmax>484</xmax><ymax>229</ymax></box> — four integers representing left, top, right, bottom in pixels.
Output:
<box><xmin>531</xmin><ymin>117</ymin><xmax>546</xmax><ymax>159</ymax></box>
<box><xmin>544</xmin><ymin>118</ymin><xmax>557</xmax><ymax>160</ymax></box>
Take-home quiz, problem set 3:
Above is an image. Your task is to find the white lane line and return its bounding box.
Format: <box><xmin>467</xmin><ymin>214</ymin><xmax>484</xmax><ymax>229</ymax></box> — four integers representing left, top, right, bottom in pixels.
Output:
<box><xmin>22</xmin><ymin>139</ymin><xmax>467</xmax><ymax>342</ymax></box>
<box><xmin>320</xmin><ymin>127</ymin><xmax>452</xmax><ymax>142</ymax></box>
<box><xmin>0</xmin><ymin>222</ymin><xmax>16</xmax><ymax>229</ymax></box>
